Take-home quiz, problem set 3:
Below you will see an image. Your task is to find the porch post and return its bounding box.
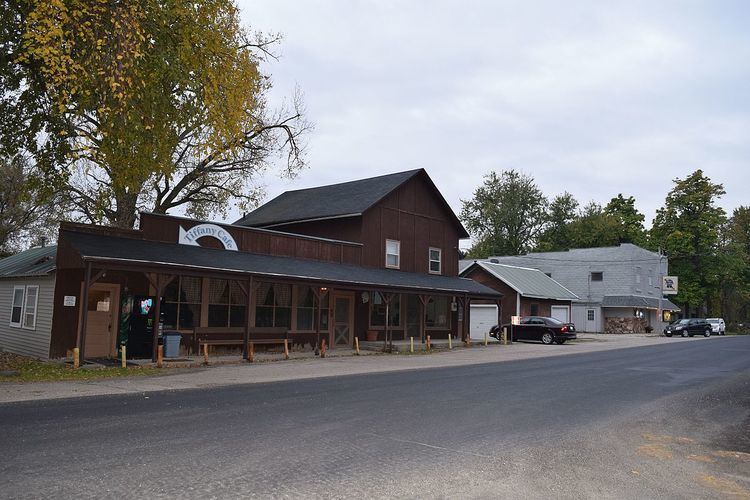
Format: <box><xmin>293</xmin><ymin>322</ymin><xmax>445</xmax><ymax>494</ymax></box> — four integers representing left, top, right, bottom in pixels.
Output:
<box><xmin>77</xmin><ymin>262</ymin><xmax>92</xmax><ymax>361</ymax></box>
<box><xmin>419</xmin><ymin>295</ymin><xmax>427</xmax><ymax>344</ymax></box>
<box><xmin>151</xmin><ymin>274</ymin><xmax>163</xmax><ymax>362</ymax></box>
<box><xmin>384</xmin><ymin>293</ymin><xmax>390</xmax><ymax>352</ymax></box>
<box><xmin>243</xmin><ymin>277</ymin><xmax>254</xmax><ymax>360</ymax></box>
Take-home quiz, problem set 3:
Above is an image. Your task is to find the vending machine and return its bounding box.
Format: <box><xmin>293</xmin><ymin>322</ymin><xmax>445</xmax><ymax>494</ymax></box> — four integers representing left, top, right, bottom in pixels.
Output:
<box><xmin>118</xmin><ymin>294</ymin><xmax>157</xmax><ymax>359</ymax></box>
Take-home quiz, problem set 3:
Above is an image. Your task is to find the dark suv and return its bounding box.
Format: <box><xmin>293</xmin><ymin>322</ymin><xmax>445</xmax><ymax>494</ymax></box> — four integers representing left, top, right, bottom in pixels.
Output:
<box><xmin>664</xmin><ymin>318</ymin><xmax>712</xmax><ymax>337</ymax></box>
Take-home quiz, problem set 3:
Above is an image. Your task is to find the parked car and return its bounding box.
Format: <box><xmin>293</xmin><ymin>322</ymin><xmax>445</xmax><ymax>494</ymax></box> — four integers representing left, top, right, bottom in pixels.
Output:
<box><xmin>491</xmin><ymin>316</ymin><xmax>576</xmax><ymax>345</ymax></box>
<box><xmin>663</xmin><ymin>318</ymin><xmax>712</xmax><ymax>337</ymax></box>
<box><xmin>706</xmin><ymin>318</ymin><xmax>726</xmax><ymax>335</ymax></box>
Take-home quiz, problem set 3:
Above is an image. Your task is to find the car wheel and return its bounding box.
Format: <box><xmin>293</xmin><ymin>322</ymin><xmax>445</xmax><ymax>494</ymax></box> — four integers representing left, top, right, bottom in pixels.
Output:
<box><xmin>704</xmin><ymin>328</ymin><xmax>711</xmax><ymax>337</ymax></box>
<box><xmin>541</xmin><ymin>332</ymin><xmax>554</xmax><ymax>345</ymax></box>
<box><xmin>682</xmin><ymin>331</ymin><xmax>689</xmax><ymax>337</ymax></box>
<box><xmin>555</xmin><ymin>339</ymin><xmax>566</xmax><ymax>345</ymax></box>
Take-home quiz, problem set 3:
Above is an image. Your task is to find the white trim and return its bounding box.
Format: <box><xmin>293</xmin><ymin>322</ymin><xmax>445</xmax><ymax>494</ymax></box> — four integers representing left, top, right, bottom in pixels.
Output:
<box><xmin>428</xmin><ymin>247</ymin><xmax>442</xmax><ymax>274</ymax></box>
<box><xmin>385</xmin><ymin>239</ymin><xmax>400</xmax><ymax>269</ymax></box>
<box><xmin>10</xmin><ymin>285</ymin><xmax>25</xmax><ymax>327</ymax></box>
<box><xmin>22</xmin><ymin>285</ymin><xmax>39</xmax><ymax>330</ymax></box>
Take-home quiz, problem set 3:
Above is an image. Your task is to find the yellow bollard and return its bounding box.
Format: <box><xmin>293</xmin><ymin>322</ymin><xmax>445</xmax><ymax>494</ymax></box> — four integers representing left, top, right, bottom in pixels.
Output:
<box><xmin>426</xmin><ymin>335</ymin><xmax>431</xmax><ymax>352</ymax></box>
<box><xmin>320</xmin><ymin>339</ymin><xmax>326</xmax><ymax>358</ymax></box>
<box><xmin>248</xmin><ymin>342</ymin><xmax>254</xmax><ymax>362</ymax></box>
<box><xmin>121</xmin><ymin>345</ymin><xmax>127</xmax><ymax>368</ymax></box>
<box><xmin>73</xmin><ymin>347</ymin><xmax>80</xmax><ymax>369</ymax></box>
<box><xmin>502</xmin><ymin>327</ymin><xmax>508</xmax><ymax>345</ymax></box>
<box><xmin>410</xmin><ymin>337</ymin><xmax>414</xmax><ymax>353</ymax></box>
<box><xmin>283</xmin><ymin>339</ymin><xmax>289</xmax><ymax>360</ymax></box>
<box><xmin>448</xmin><ymin>335</ymin><xmax>452</xmax><ymax>350</ymax></box>
<box><xmin>203</xmin><ymin>343</ymin><xmax>209</xmax><ymax>364</ymax></box>
<box><xmin>484</xmin><ymin>331</ymin><xmax>488</xmax><ymax>346</ymax></box>
<box><xmin>157</xmin><ymin>345</ymin><xmax>164</xmax><ymax>368</ymax></box>
<box><xmin>354</xmin><ymin>337</ymin><xmax>360</xmax><ymax>355</ymax></box>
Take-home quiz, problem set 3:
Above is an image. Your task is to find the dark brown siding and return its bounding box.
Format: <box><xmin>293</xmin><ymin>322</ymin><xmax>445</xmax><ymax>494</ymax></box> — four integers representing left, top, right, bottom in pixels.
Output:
<box><xmin>359</xmin><ymin>175</ymin><xmax>462</xmax><ymax>275</ymax></box>
<box><xmin>264</xmin><ymin>217</ymin><xmax>362</xmax><ymax>243</ymax></box>
<box><xmin>140</xmin><ymin>213</ymin><xmax>362</xmax><ymax>265</ymax></box>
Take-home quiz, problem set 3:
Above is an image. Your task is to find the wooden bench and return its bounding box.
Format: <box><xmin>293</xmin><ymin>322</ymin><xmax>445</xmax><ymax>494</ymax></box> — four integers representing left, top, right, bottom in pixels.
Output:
<box><xmin>193</xmin><ymin>326</ymin><xmax>290</xmax><ymax>361</ymax></box>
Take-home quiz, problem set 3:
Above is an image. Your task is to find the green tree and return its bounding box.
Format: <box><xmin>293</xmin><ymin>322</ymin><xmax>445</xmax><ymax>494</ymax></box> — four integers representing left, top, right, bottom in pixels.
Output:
<box><xmin>564</xmin><ymin>201</ymin><xmax>622</xmax><ymax>249</ymax></box>
<box><xmin>460</xmin><ymin>170</ymin><xmax>548</xmax><ymax>257</ymax></box>
<box><xmin>650</xmin><ymin>170</ymin><xmax>727</xmax><ymax>315</ymax></box>
<box><xmin>603</xmin><ymin>194</ymin><xmax>646</xmax><ymax>245</ymax></box>
<box><xmin>0</xmin><ymin>155</ymin><xmax>61</xmax><ymax>256</ymax></box>
<box><xmin>715</xmin><ymin>207</ymin><xmax>750</xmax><ymax>323</ymax></box>
<box><xmin>536</xmin><ymin>192</ymin><xmax>578</xmax><ymax>251</ymax></box>
<box><xmin>19</xmin><ymin>0</ymin><xmax>308</xmax><ymax>228</ymax></box>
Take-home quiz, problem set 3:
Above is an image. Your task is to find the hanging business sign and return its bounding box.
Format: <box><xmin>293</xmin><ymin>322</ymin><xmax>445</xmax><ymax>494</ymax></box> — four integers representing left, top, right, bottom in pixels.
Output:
<box><xmin>662</xmin><ymin>276</ymin><xmax>678</xmax><ymax>295</ymax></box>
<box><xmin>178</xmin><ymin>224</ymin><xmax>238</xmax><ymax>251</ymax></box>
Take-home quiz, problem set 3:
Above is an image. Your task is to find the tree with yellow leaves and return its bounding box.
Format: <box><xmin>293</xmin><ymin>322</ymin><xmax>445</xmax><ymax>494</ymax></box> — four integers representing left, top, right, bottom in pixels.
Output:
<box><xmin>19</xmin><ymin>0</ymin><xmax>308</xmax><ymax>228</ymax></box>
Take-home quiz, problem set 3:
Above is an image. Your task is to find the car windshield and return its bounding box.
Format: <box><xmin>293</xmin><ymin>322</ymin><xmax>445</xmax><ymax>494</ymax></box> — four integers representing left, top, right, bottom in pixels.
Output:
<box><xmin>707</xmin><ymin>319</ymin><xmax>719</xmax><ymax>324</ymax></box>
<box><xmin>675</xmin><ymin>319</ymin><xmax>690</xmax><ymax>325</ymax></box>
<box><xmin>546</xmin><ymin>317</ymin><xmax>564</xmax><ymax>325</ymax></box>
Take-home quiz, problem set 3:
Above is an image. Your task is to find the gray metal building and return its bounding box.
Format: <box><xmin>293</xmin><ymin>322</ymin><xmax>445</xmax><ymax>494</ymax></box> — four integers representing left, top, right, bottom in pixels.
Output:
<box><xmin>460</xmin><ymin>244</ymin><xmax>680</xmax><ymax>333</ymax></box>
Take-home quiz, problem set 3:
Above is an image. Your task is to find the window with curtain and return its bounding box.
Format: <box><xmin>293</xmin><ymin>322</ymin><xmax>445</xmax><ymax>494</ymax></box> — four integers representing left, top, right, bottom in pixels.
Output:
<box><xmin>208</xmin><ymin>279</ymin><xmax>246</xmax><ymax>328</ymax></box>
<box><xmin>296</xmin><ymin>285</ymin><xmax>318</xmax><ymax>331</ymax></box>
<box><xmin>163</xmin><ymin>276</ymin><xmax>202</xmax><ymax>329</ymax></box>
<box><xmin>255</xmin><ymin>283</ymin><xmax>292</xmax><ymax>328</ymax></box>
<box><xmin>425</xmin><ymin>296</ymin><xmax>448</xmax><ymax>328</ymax></box>
<box><xmin>370</xmin><ymin>292</ymin><xmax>401</xmax><ymax>327</ymax></box>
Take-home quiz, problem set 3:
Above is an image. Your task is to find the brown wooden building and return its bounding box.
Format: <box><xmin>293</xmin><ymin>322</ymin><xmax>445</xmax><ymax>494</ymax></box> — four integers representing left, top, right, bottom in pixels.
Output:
<box><xmin>48</xmin><ymin>169</ymin><xmax>500</xmax><ymax>360</ymax></box>
<box><xmin>460</xmin><ymin>261</ymin><xmax>578</xmax><ymax>331</ymax></box>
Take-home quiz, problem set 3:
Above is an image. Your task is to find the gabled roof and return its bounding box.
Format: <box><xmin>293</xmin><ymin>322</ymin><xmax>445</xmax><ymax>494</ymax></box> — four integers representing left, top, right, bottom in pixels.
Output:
<box><xmin>0</xmin><ymin>245</ymin><xmax>57</xmax><ymax>278</ymax></box>
<box><xmin>235</xmin><ymin>169</ymin><xmax>469</xmax><ymax>237</ymax></box>
<box><xmin>64</xmin><ymin>230</ymin><xmax>499</xmax><ymax>298</ymax></box>
<box><xmin>461</xmin><ymin>261</ymin><xmax>579</xmax><ymax>301</ymax></box>
<box><xmin>602</xmin><ymin>295</ymin><xmax>680</xmax><ymax>311</ymax></box>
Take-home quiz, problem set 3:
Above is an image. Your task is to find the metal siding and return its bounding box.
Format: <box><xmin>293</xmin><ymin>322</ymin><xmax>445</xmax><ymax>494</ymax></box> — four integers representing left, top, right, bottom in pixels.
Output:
<box><xmin>0</xmin><ymin>276</ymin><xmax>55</xmax><ymax>358</ymax></box>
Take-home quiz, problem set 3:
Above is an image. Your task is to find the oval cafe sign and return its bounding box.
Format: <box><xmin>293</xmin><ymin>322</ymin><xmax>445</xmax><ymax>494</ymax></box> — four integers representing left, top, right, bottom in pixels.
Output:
<box><xmin>178</xmin><ymin>224</ymin><xmax>238</xmax><ymax>251</ymax></box>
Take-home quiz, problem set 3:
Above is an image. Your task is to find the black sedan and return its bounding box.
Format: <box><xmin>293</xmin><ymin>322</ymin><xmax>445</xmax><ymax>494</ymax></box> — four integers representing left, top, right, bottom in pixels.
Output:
<box><xmin>490</xmin><ymin>316</ymin><xmax>577</xmax><ymax>345</ymax></box>
<box><xmin>663</xmin><ymin>318</ymin><xmax>712</xmax><ymax>337</ymax></box>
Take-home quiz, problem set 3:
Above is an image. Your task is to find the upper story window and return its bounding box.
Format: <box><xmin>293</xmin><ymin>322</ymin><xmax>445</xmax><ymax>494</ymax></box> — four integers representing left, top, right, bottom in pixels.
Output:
<box><xmin>635</xmin><ymin>274</ymin><xmax>641</xmax><ymax>284</ymax></box>
<box><xmin>385</xmin><ymin>239</ymin><xmax>400</xmax><ymax>269</ymax></box>
<box><xmin>590</xmin><ymin>272</ymin><xmax>603</xmax><ymax>282</ymax></box>
<box><xmin>429</xmin><ymin>247</ymin><xmax>442</xmax><ymax>274</ymax></box>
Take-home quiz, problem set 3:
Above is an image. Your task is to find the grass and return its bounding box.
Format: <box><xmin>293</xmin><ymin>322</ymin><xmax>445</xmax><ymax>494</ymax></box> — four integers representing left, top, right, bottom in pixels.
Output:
<box><xmin>0</xmin><ymin>351</ymin><xmax>163</xmax><ymax>383</ymax></box>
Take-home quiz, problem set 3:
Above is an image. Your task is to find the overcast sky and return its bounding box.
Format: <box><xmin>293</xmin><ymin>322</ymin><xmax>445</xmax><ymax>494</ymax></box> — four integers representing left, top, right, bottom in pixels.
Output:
<box><xmin>233</xmin><ymin>1</ymin><xmax>749</xmax><ymax>239</ymax></box>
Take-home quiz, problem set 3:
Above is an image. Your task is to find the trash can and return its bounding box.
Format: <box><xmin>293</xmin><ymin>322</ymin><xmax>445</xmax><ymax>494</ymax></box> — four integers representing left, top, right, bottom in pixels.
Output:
<box><xmin>163</xmin><ymin>331</ymin><xmax>182</xmax><ymax>358</ymax></box>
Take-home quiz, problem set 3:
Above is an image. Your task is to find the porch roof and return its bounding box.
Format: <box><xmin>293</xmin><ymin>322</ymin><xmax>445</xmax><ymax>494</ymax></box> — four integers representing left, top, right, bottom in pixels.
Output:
<box><xmin>601</xmin><ymin>294</ymin><xmax>681</xmax><ymax>311</ymax></box>
<box><xmin>64</xmin><ymin>230</ymin><xmax>501</xmax><ymax>298</ymax></box>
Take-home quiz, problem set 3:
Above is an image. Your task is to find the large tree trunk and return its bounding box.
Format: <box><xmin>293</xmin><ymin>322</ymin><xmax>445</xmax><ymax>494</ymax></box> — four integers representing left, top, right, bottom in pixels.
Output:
<box><xmin>112</xmin><ymin>190</ymin><xmax>139</xmax><ymax>229</ymax></box>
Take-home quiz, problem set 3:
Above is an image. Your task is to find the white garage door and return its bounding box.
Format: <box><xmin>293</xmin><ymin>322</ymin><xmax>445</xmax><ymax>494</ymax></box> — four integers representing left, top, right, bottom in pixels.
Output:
<box><xmin>470</xmin><ymin>305</ymin><xmax>498</xmax><ymax>340</ymax></box>
<box><xmin>550</xmin><ymin>306</ymin><xmax>569</xmax><ymax>323</ymax></box>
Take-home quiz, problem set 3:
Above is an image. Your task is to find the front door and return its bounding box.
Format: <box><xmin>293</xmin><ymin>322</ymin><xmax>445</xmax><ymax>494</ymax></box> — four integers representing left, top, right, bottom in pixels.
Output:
<box><xmin>405</xmin><ymin>295</ymin><xmax>422</xmax><ymax>341</ymax></box>
<box><xmin>81</xmin><ymin>283</ymin><xmax>120</xmax><ymax>358</ymax></box>
<box><xmin>331</xmin><ymin>293</ymin><xmax>354</xmax><ymax>347</ymax></box>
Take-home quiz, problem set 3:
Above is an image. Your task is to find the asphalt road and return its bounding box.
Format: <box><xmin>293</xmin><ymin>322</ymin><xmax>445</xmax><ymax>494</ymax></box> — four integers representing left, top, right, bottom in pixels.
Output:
<box><xmin>1</xmin><ymin>336</ymin><xmax>749</xmax><ymax>499</ymax></box>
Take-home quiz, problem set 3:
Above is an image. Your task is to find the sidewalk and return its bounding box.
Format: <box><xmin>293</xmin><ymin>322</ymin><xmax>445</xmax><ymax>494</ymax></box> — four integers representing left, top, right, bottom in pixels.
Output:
<box><xmin>0</xmin><ymin>334</ymin><xmax>713</xmax><ymax>403</ymax></box>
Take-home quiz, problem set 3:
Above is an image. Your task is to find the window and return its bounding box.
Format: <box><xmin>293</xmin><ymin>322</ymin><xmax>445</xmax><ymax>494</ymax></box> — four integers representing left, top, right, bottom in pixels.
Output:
<box><xmin>10</xmin><ymin>286</ymin><xmax>24</xmax><ymax>327</ymax></box>
<box><xmin>530</xmin><ymin>303</ymin><xmax>540</xmax><ymax>316</ymax></box>
<box><xmin>587</xmin><ymin>309</ymin><xmax>595</xmax><ymax>321</ymax></box>
<box><xmin>590</xmin><ymin>272</ymin><xmax>603</xmax><ymax>282</ymax></box>
<box><xmin>429</xmin><ymin>247</ymin><xmax>442</xmax><ymax>274</ymax></box>
<box><xmin>385</xmin><ymin>239</ymin><xmax>400</xmax><ymax>268</ymax></box>
<box><xmin>255</xmin><ymin>283</ymin><xmax>291</xmax><ymax>328</ymax></box>
<box><xmin>163</xmin><ymin>276</ymin><xmax>202</xmax><ymax>330</ymax></box>
<box><xmin>648</xmin><ymin>276</ymin><xmax>653</xmax><ymax>286</ymax></box>
<box><xmin>370</xmin><ymin>292</ymin><xmax>401</xmax><ymax>327</ymax></box>
<box><xmin>22</xmin><ymin>286</ymin><xmax>38</xmax><ymax>329</ymax></box>
<box><xmin>207</xmin><ymin>279</ymin><xmax>246</xmax><ymax>328</ymax></box>
<box><xmin>10</xmin><ymin>286</ymin><xmax>38</xmax><ymax>330</ymax></box>
<box><xmin>425</xmin><ymin>296</ymin><xmax>449</xmax><ymax>328</ymax></box>
<box><xmin>635</xmin><ymin>274</ymin><xmax>641</xmax><ymax>284</ymax></box>
<box><xmin>296</xmin><ymin>285</ymin><xmax>319</xmax><ymax>331</ymax></box>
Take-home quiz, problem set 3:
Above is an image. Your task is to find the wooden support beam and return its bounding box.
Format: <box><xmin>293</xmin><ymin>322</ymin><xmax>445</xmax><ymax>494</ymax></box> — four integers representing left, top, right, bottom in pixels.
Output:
<box><xmin>88</xmin><ymin>268</ymin><xmax>106</xmax><ymax>287</ymax></box>
<box><xmin>77</xmin><ymin>262</ymin><xmax>92</xmax><ymax>361</ymax></box>
<box><xmin>243</xmin><ymin>277</ymin><xmax>254</xmax><ymax>360</ymax></box>
<box><xmin>419</xmin><ymin>295</ymin><xmax>426</xmax><ymax>344</ymax></box>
